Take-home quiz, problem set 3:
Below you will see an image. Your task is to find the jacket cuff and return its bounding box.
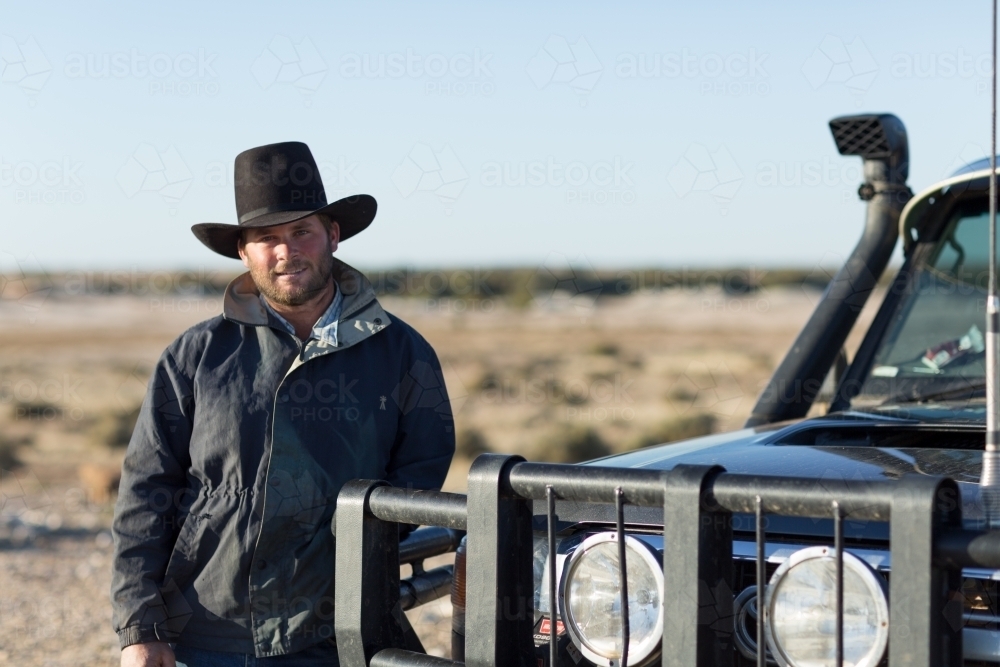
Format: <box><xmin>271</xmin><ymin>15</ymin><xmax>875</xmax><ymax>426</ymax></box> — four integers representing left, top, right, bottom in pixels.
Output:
<box><xmin>117</xmin><ymin>625</ymin><xmax>161</xmax><ymax>649</ymax></box>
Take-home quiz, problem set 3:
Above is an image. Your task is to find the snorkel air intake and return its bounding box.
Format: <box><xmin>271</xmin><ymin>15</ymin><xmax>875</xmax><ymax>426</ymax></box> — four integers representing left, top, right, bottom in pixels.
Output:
<box><xmin>746</xmin><ymin>114</ymin><xmax>911</xmax><ymax>426</ymax></box>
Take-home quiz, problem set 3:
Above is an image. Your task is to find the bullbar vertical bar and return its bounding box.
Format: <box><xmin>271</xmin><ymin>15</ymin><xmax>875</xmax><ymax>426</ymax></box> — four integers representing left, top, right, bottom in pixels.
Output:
<box><xmin>661</xmin><ymin>464</ymin><xmax>732</xmax><ymax>667</ymax></box>
<box><xmin>615</xmin><ymin>487</ymin><xmax>629</xmax><ymax>667</ymax></box>
<box><xmin>335</xmin><ymin>479</ymin><xmax>405</xmax><ymax>667</ymax></box>
<box><xmin>888</xmin><ymin>475</ymin><xmax>963</xmax><ymax>667</ymax></box>
<box><xmin>465</xmin><ymin>454</ymin><xmax>534</xmax><ymax>667</ymax></box>
<box><xmin>547</xmin><ymin>485</ymin><xmax>558</xmax><ymax>667</ymax></box>
<box><xmin>755</xmin><ymin>496</ymin><xmax>765</xmax><ymax>667</ymax></box>
<box><xmin>833</xmin><ymin>501</ymin><xmax>843</xmax><ymax>667</ymax></box>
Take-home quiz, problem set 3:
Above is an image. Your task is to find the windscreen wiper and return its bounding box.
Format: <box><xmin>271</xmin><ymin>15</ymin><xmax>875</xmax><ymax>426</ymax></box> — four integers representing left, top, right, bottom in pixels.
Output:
<box><xmin>880</xmin><ymin>379</ymin><xmax>986</xmax><ymax>406</ymax></box>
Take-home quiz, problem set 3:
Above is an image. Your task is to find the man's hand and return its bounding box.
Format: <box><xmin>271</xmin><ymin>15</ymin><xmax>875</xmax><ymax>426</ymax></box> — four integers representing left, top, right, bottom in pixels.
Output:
<box><xmin>121</xmin><ymin>642</ymin><xmax>176</xmax><ymax>667</ymax></box>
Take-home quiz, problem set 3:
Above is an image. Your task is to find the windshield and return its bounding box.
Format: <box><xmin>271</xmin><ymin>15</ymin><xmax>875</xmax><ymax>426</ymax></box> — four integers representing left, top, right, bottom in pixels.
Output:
<box><xmin>854</xmin><ymin>207</ymin><xmax>989</xmax><ymax>404</ymax></box>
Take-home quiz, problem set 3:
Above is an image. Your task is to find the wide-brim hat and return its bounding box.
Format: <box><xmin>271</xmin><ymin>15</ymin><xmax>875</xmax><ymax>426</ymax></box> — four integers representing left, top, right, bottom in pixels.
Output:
<box><xmin>191</xmin><ymin>141</ymin><xmax>376</xmax><ymax>260</ymax></box>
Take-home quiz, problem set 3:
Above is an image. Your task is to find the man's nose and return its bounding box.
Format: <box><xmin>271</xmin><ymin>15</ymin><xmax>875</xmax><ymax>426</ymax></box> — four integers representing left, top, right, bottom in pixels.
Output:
<box><xmin>273</xmin><ymin>239</ymin><xmax>299</xmax><ymax>261</ymax></box>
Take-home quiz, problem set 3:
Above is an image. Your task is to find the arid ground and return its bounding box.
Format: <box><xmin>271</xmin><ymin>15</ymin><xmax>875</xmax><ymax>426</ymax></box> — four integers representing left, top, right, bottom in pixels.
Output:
<box><xmin>0</xmin><ymin>275</ymin><xmax>881</xmax><ymax>665</ymax></box>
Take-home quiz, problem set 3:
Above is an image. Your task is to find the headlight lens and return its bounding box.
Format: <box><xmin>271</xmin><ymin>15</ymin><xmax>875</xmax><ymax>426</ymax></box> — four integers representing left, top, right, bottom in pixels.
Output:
<box><xmin>560</xmin><ymin>532</ymin><xmax>663</xmax><ymax>667</ymax></box>
<box><xmin>764</xmin><ymin>546</ymin><xmax>889</xmax><ymax>667</ymax></box>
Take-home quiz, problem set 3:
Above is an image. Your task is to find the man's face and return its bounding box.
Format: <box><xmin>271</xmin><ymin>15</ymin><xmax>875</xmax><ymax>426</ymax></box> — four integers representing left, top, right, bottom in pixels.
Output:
<box><xmin>238</xmin><ymin>215</ymin><xmax>340</xmax><ymax>306</ymax></box>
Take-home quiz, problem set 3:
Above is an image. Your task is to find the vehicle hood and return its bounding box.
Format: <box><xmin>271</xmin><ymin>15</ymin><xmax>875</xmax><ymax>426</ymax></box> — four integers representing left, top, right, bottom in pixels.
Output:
<box><xmin>585</xmin><ymin>411</ymin><xmax>988</xmax><ymax>534</ymax></box>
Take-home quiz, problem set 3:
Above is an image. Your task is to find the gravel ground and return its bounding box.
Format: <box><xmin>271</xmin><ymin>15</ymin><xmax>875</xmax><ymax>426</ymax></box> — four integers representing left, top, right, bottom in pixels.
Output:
<box><xmin>0</xmin><ymin>527</ymin><xmax>121</xmax><ymax>666</ymax></box>
<box><xmin>0</xmin><ymin>492</ymin><xmax>453</xmax><ymax>666</ymax></box>
<box><xmin>405</xmin><ymin>596</ymin><xmax>453</xmax><ymax>658</ymax></box>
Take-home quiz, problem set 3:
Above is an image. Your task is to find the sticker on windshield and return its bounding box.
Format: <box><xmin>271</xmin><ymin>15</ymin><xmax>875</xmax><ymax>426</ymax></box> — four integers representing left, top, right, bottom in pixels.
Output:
<box><xmin>872</xmin><ymin>365</ymin><xmax>899</xmax><ymax>377</ymax></box>
<box><xmin>922</xmin><ymin>324</ymin><xmax>985</xmax><ymax>372</ymax></box>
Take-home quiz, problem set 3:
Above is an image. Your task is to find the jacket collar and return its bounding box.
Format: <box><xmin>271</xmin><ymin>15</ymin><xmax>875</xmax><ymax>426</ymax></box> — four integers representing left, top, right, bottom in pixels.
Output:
<box><xmin>223</xmin><ymin>257</ymin><xmax>388</xmax><ymax>341</ymax></box>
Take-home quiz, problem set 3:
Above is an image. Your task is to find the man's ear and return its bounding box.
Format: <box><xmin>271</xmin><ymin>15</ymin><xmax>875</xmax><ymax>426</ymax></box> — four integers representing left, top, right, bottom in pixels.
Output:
<box><xmin>329</xmin><ymin>221</ymin><xmax>341</xmax><ymax>254</ymax></box>
<box><xmin>237</xmin><ymin>238</ymin><xmax>250</xmax><ymax>268</ymax></box>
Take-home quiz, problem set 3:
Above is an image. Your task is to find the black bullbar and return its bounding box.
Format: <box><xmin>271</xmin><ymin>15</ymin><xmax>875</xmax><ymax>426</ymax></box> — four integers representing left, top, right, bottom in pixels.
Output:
<box><xmin>333</xmin><ymin>453</ymin><xmax>1000</xmax><ymax>667</ymax></box>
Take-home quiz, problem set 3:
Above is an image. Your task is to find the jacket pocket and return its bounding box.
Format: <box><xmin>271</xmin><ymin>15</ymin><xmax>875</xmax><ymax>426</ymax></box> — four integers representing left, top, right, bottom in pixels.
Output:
<box><xmin>162</xmin><ymin>509</ymin><xmax>201</xmax><ymax>585</ymax></box>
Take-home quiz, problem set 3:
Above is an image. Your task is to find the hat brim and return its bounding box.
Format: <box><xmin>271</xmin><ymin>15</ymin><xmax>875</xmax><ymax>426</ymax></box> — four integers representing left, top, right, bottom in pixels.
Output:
<box><xmin>191</xmin><ymin>194</ymin><xmax>377</xmax><ymax>260</ymax></box>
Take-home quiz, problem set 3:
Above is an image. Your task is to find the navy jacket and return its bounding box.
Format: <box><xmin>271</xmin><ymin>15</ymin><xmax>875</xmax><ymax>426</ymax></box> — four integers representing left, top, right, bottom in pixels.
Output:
<box><xmin>111</xmin><ymin>258</ymin><xmax>455</xmax><ymax>656</ymax></box>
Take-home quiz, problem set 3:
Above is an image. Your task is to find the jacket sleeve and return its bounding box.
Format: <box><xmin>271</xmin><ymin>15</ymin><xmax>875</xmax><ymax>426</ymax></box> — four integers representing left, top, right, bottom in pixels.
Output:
<box><xmin>386</xmin><ymin>335</ymin><xmax>456</xmax><ymax>493</ymax></box>
<box><xmin>111</xmin><ymin>347</ymin><xmax>194</xmax><ymax>649</ymax></box>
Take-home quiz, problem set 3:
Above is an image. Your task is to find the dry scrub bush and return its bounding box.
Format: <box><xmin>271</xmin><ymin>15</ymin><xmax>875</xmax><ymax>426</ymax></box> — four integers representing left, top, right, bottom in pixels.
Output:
<box><xmin>455</xmin><ymin>428</ymin><xmax>491</xmax><ymax>459</ymax></box>
<box><xmin>88</xmin><ymin>405</ymin><xmax>141</xmax><ymax>449</ymax></box>
<box><xmin>0</xmin><ymin>434</ymin><xmax>29</xmax><ymax>470</ymax></box>
<box><xmin>628</xmin><ymin>413</ymin><xmax>717</xmax><ymax>451</ymax></box>
<box><xmin>527</xmin><ymin>426</ymin><xmax>611</xmax><ymax>464</ymax></box>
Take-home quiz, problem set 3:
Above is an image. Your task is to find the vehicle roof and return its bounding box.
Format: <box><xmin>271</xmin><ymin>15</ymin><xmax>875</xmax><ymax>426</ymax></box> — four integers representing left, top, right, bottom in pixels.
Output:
<box><xmin>951</xmin><ymin>156</ymin><xmax>1000</xmax><ymax>177</ymax></box>
<box><xmin>899</xmin><ymin>163</ymin><xmax>997</xmax><ymax>252</ymax></box>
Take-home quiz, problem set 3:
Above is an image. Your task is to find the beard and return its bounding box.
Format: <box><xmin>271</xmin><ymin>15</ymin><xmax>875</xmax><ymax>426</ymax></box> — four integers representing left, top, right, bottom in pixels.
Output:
<box><xmin>249</xmin><ymin>247</ymin><xmax>335</xmax><ymax>307</ymax></box>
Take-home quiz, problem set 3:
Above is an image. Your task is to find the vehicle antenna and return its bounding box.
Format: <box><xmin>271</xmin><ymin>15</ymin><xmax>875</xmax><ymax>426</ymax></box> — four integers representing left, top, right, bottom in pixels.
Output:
<box><xmin>985</xmin><ymin>0</ymin><xmax>1000</xmax><ymax>528</ymax></box>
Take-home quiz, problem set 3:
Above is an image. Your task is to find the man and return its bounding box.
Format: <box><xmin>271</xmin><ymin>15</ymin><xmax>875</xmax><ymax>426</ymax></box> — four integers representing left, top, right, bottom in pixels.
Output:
<box><xmin>112</xmin><ymin>142</ymin><xmax>456</xmax><ymax>666</ymax></box>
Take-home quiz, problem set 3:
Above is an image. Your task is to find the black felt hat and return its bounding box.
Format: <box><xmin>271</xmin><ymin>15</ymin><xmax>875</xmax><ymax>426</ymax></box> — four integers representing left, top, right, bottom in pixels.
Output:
<box><xmin>191</xmin><ymin>141</ymin><xmax>376</xmax><ymax>259</ymax></box>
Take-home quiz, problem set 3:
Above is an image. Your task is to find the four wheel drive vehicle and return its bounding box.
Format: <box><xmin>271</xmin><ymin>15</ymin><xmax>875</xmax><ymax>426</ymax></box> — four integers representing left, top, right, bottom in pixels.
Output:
<box><xmin>331</xmin><ymin>114</ymin><xmax>1000</xmax><ymax>667</ymax></box>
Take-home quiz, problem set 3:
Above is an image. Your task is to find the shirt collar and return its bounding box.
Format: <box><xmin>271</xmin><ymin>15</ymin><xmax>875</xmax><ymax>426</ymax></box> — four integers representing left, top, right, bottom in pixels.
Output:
<box><xmin>260</xmin><ymin>279</ymin><xmax>343</xmax><ymax>346</ymax></box>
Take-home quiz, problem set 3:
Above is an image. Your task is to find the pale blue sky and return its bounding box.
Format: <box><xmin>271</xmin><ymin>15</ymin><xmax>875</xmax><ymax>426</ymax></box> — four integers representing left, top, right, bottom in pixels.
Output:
<box><xmin>0</xmin><ymin>1</ymin><xmax>993</xmax><ymax>271</ymax></box>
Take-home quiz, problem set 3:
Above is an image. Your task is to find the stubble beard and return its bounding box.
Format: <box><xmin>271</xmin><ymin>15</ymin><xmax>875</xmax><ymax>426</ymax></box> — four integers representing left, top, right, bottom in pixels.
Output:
<box><xmin>251</xmin><ymin>246</ymin><xmax>335</xmax><ymax>307</ymax></box>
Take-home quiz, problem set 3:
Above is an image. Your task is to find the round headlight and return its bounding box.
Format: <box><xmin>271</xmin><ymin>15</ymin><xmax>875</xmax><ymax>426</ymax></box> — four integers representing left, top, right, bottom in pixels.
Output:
<box><xmin>559</xmin><ymin>532</ymin><xmax>663</xmax><ymax>667</ymax></box>
<box><xmin>763</xmin><ymin>546</ymin><xmax>889</xmax><ymax>667</ymax></box>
